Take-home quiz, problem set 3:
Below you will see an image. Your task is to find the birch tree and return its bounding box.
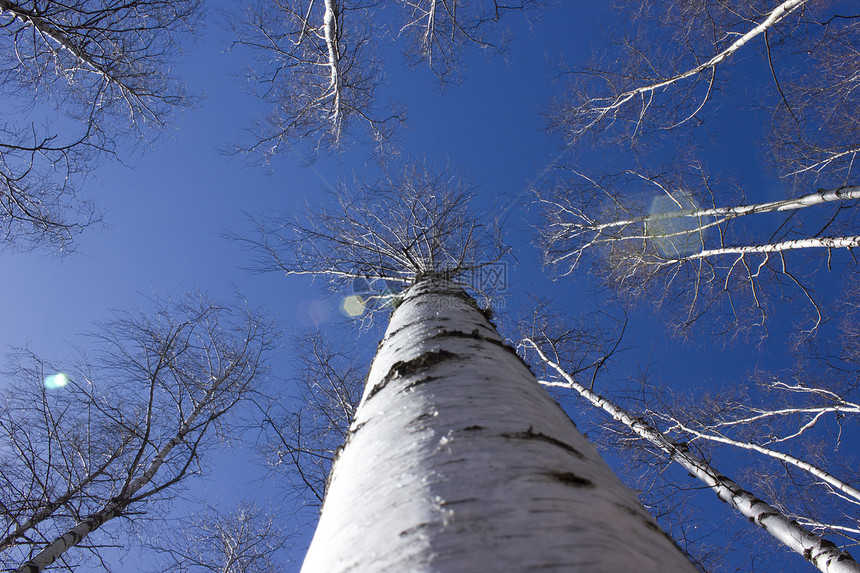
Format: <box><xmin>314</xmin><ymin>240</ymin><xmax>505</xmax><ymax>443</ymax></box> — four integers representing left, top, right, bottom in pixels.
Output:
<box><xmin>547</xmin><ymin>0</ymin><xmax>808</xmax><ymax>140</ymax></box>
<box><xmin>229</xmin><ymin>0</ymin><xmax>397</xmax><ymax>159</ymax></box>
<box><xmin>521</xmin><ymin>325</ymin><xmax>860</xmax><ymax>573</ymax></box>
<box><xmin>147</xmin><ymin>503</ymin><xmax>289</xmax><ymax>573</ymax></box>
<box><xmin>539</xmin><ymin>163</ymin><xmax>860</xmax><ymax>335</ymax></box>
<box><xmin>0</xmin><ymin>0</ymin><xmax>201</xmax><ymax>251</ymax></box>
<box><xmin>229</xmin><ymin>1</ymin><xmax>540</xmax><ymax>159</ymax></box>
<box><xmin>395</xmin><ymin>0</ymin><xmax>541</xmax><ymax>84</ymax></box>
<box><xmin>546</xmin><ymin>0</ymin><xmax>858</xmax><ymax>186</ymax></box>
<box><xmin>629</xmin><ymin>293</ymin><xmax>860</xmax><ymax>551</ymax></box>
<box><xmin>250</xmin><ymin>162</ymin><xmax>697</xmax><ymax>571</ymax></box>
<box><xmin>0</xmin><ymin>293</ymin><xmax>274</xmax><ymax>573</ymax></box>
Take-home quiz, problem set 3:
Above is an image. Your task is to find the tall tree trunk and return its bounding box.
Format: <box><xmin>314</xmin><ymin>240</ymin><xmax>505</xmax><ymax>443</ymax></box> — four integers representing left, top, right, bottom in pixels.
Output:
<box><xmin>529</xmin><ymin>341</ymin><xmax>860</xmax><ymax>573</ymax></box>
<box><xmin>302</xmin><ymin>277</ymin><xmax>696</xmax><ymax>572</ymax></box>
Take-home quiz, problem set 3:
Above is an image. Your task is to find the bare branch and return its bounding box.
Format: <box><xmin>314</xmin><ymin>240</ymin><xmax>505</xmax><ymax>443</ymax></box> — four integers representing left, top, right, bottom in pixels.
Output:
<box><xmin>524</xmin><ymin>337</ymin><xmax>860</xmax><ymax>573</ymax></box>
<box><xmin>234</xmin><ymin>161</ymin><xmax>509</xmax><ymax>300</ymax></box>
<box><xmin>1</xmin><ymin>293</ymin><xmax>275</xmax><ymax>572</ymax></box>
<box><xmin>228</xmin><ymin>0</ymin><xmax>401</xmax><ymax>160</ymax></box>
<box><xmin>539</xmin><ymin>167</ymin><xmax>860</xmax><ymax>336</ymax></box>
<box><xmin>0</xmin><ymin>0</ymin><xmax>201</xmax><ymax>251</ymax></box>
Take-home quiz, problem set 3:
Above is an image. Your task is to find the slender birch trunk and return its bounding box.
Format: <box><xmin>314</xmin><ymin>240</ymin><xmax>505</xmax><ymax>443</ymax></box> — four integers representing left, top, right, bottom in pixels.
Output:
<box><xmin>0</xmin><ymin>447</ymin><xmax>125</xmax><ymax>552</ymax></box>
<box><xmin>322</xmin><ymin>0</ymin><xmax>343</xmax><ymax>142</ymax></box>
<box><xmin>527</xmin><ymin>341</ymin><xmax>860</xmax><ymax>573</ymax></box>
<box><xmin>302</xmin><ymin>277</ymin><xmax>696</xmax><ymax>572</ymax></box>
<box><xmin>555</xmin><ymin>185</ymin><xmax>860</xmax><ymax>238</ymax></box>
<box><xmin>663</xmin><ymin>235</ymin><xmax>860</xmax><ymax>264</ymax></box>
<box><xmin>15</xmin><ymin>397</ymin><xmax>210</xmax><ymax>573</ymax></box>
<box><xmin>0</xmin><ymin>0</ymin><xmax>111</xmax><ymax>76</ymax></box>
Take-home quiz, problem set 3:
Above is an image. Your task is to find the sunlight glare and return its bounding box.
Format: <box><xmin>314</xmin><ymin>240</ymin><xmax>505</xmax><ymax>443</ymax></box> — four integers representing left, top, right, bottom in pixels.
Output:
<box><xmin>44</xmin><ymin>373</ymin><xmax>70</xmax><ymax>389</ymax></box>
<box><xmin>646</xmin><ymin>194</ymin><xmax>708</xmax><ymax>258</ymax></box>
<box><xmin>341</xmin><ymin>295</ymin><xmax>366</xmax><ymax>317</ymax></box>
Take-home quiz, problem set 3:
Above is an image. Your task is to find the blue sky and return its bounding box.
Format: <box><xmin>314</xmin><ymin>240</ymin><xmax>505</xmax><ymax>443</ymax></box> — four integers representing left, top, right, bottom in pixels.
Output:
<box><xmin>2</xmin><ymin>1</ymin><xmax>856</xmax><ymax>571</ymax></box>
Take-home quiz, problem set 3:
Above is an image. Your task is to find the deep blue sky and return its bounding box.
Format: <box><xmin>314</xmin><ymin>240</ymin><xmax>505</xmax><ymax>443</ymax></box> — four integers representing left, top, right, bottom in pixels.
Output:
<box><xmin>2</xmin><ymin>2</ymin><xmax>851</xmax><ymax>571</ymax></box>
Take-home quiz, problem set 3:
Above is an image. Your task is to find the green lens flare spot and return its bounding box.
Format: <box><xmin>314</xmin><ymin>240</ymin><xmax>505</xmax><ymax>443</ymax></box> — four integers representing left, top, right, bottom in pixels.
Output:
<box><xmin>341</xmin><ymin>295</ymin><xmax>366</xmax><ymax>317</ymax></box>
<box><xmin>44</xmin><ymin>373</ymin><xmax>70</xmax><ymax>389</ymax></box>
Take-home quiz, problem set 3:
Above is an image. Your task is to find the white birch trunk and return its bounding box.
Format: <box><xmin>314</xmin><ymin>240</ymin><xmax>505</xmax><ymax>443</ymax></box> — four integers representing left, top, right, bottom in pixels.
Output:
<box><xmin>0</xmin><ymin>448</ymin><xmax>124</xmax><ymax>552</ymax></box>
<box><xmin>562</xmin><ymin>185</ymin><xmax>860</xmax><ymax>236</ymax></box>
<box><xmin>666</xmin><ymin>235</ymin><xmax>860</xmax><ymax>264</ymax></box>
<box><xmin>302</xmin><ymin>277</ymin><xmax>697</xmax><ymax>572</ymax></box>
<box><xmin>0</xmin><ymin>0</ymin><xmax>142</xmax><ymax>111</ymax></box>
<box><xmin>580</xmin><ymin>0</ymin><xmax>807</xmax><ymax>132</ymax></box>
<box><xmin>15</xmin><ymin>396</ymin><xmax>210</xmax><ymax>573</ymax></box>
<box><xmin>0</xmin><ymin>0</ymin><xmax>106</xmax><ymax>75</ymax></box>
<box><xmin>322</xmin><ymin>0</ymin><xmax>342</xmax><ymax>141</ymax></box>
<box><xmin>529</xmin><ymin>342</ymin><xmax>860</xmax><ymax>573</ymax></box>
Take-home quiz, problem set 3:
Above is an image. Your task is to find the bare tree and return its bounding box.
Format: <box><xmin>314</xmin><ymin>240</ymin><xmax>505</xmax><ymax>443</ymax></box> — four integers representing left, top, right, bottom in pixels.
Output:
<box><xmin>765</xmin><ymin>4</ymin><xmax>859</xmax><ymax>188</ymax></box>
<box><xmin>546</xmin><ymin>0</ymin><xmax>858</xmax><ymax>187</ymax></box>
<box><xmin>395</xmin><ymin>0</ymin><xmax>541</xmax><ymax>84</ymax></box>
<box><xmin>539</xmin><ymin>163</ymin><xmax>860</xmax><ymax>336</ymax></box>
<box><xmin>147</xmin><ymin>503</ymin><xmax>289</xmax><ymax>573</ymax></box>
<box><xmin>229</xmin><ymin>1</ymin><xmax>541</xmax><ymax>159</ymax></box>
<box><xmin>247</xmin><ymin>162</ymin><xmax>696</xmax><ymax>571</ymax></box>
<box><xmin>521</xmin><ymin>327</ymin><xmax>860</xmax><ymax>573</ymax></box>
<box><xmin>257</xmin><ymin>331</ymin><xmax>363</xmax><ymax>507</ymax></box>
<box><xmin>633</xmin><ymin>292</ymin><xmax>860</xmax><ymax>553</ymax></box>
<box><xmin>0</xmin><ymin>0</ymin><xmax>202</xmax><ymax>251</ymax></box>
<box><xmin>242</xmin><ymin>162</ymin><xmax>508</xmax><ymax>299</ymax></box>
<box><xmin>228</xmin><ymin>0</ymin><xmax>400</xmax><ymax>159</ymax></box>
<box><xmin>0</xmin><ymin>293</ymin><xmax>274</xmax><ymax>573</ymax></box>
<box><xmin>548</xmin><ymin>0</ymin><xmax>808</xmax><ymax>141</ymax></box>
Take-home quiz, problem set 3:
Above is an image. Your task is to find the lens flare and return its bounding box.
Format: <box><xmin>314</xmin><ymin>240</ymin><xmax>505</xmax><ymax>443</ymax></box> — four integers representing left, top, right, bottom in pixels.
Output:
<box><xmin>647</xmin><ymin>194</ymin><xmax>707</xmax><ymax>258</ymax></box>
<box><xmin>44</xmin><ymin>373</ymin><xmax>70</xmax><ymax>389</ymax></box>
<box><xmin>341</xmin><ymin>295</ymin><xmax>366</xmax><ymax>317</ymax></box>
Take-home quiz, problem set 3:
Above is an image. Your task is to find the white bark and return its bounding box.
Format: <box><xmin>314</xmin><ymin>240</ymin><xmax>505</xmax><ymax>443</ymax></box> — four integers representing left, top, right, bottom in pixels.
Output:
<box><xmin>659</xmin><ymin>417</ymin><xmax>860</xmax><ymax>505</ymax></box>
<box><xmin>575</xmin><ymin>0</ymin><xmax>808</xmax><ymax>134</ymax></box>
<box><xmin>527</xmin><ymin>341</ymin><xmax>860</xmax><ymax>573</ymax></box>
<box><xmin>15</xmin><ymin>392</ymin><xmax>212</xmax><ymax>573</ymax></box>
<box><xmin>0</xmin><ymin>446</ymin><xmax>126</xmax><ymax>552</ymax></box>
<box><xmin>302</xmin><ymin>277</ymin><xmax>696</xmax><ymax>572</ymax></box>
<box><xmin>322</xmin><ymin>0</ymin><xmax>343</xmax><ymax>143</ymax></box>
<box><xmin>0</xmin><ymin>1</ymin><xmax>114</xmax><ymax>78</ymax></box>
<box><xmin>553</xmin><ymin>185</ymin><xmax>860</xmax><ymax>239</ymax></box>
<box><xmin>666</xmin><ymin>235</ymin><xmax>860</xmax><ymax>264</ymax></box>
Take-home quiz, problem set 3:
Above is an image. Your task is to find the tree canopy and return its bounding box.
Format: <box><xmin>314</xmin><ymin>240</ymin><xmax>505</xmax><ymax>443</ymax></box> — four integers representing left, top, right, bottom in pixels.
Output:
<box><xmin>0</xmin><ymin>1</ymin><xmax>858</xmax><ymax>571</ymax></box>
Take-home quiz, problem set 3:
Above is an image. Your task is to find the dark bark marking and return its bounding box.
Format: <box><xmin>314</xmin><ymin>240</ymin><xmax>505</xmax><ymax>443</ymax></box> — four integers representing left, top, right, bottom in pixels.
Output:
<box><xmin>407</xmin><ymin>411</ymin><xmax>442</xmax><ymax>432</ymax></box>
<box><xmin>835</xmin><ymin>553</ymin><xmax>860</xmax><ymax>565</ymax></box>
<box><xmin>805</xmin><ymin>539</ymin><xmax>843</xmax><ymax>564</ymax></box>
<box><xmin>501</xmin><ymin>426</ymin><xmax>584</xmax><ymax>459</ymax></box>
<box><xmin>427</xmin><ymin>328</ymin><xmax>535</xmax><ymax>374</ymax></box>
<box><xmin>388</xmin><ymin>350</ymin><xmax>457</xmax><ymax>380</ymax></box>
<box><xmin>411</xmin><ymin>412</ymin><xmax>435</xmax><ymax>424</ymax></box>
<box><xmin>399</xmin><ymin>522</ymin><xmax>432</xmax><ymax>537</ymax></box>
<box><xmin>366</xmin><ymin>349</ymin><xmax>459</xmax><ymax>401</ymax></box>
<box><xmin>439</xmin><ymin>497</ymin><xmax>479</xmax><ymax>507</ymax></box>
<box><xmin>548</xmin><ymin>472</ymin><xmax>594</xmax><ymax>488</ymax></box>
<box><xmin>751</xmin><ymin>511</ymin><xmax>779</xmax><ymax>526</ymax></box>
<box><xmin>403</xmin><ymin>375</ymin><xmax>440</xmax><ymax>392</ymax></box>
<box><xmin>462</xmin><ymin>425</ymin><xmax>483</xmax><ymax>431</ymax></box>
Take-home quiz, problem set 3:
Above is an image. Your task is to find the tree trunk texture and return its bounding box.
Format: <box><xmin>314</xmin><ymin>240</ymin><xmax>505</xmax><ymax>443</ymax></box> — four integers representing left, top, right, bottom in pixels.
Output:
<box><xmin>532</xmin><ymin>344</ymin><xmax>860</xmax><ymax>573</ymax></box>
<box><xmin>301</xmin><ymin>277</ymin><xmax>696</xmax><ymax>572</ymax></box>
